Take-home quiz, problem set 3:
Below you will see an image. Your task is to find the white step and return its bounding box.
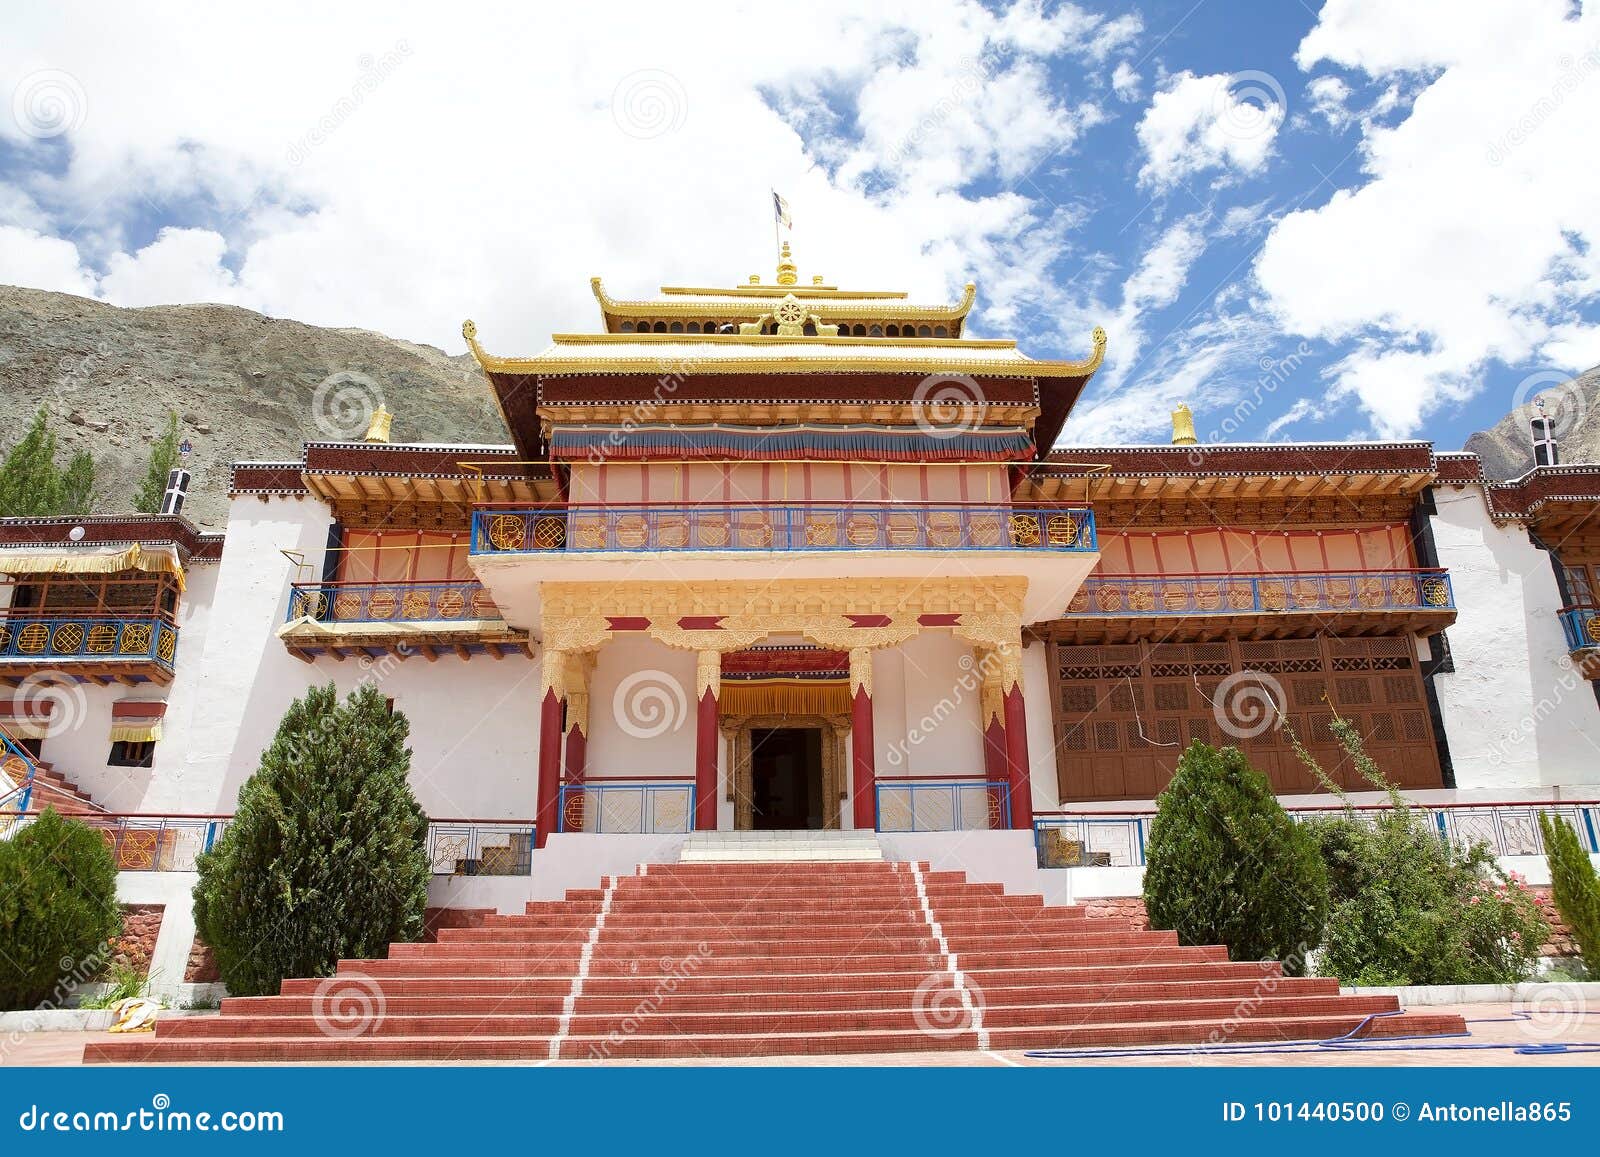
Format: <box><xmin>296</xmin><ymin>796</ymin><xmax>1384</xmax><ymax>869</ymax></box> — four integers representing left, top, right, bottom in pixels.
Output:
<box><xmin>677</xmin><ymin>830</ymin><xmax>884</xmax><ymax>862</ymax></box>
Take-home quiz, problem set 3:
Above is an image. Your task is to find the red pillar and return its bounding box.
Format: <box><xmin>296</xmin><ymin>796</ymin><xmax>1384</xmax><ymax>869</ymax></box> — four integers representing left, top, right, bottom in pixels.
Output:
<box><xmin>535</xmin><ymin>683</ymin><xmax>564</xmax><ymax>848</ymax></box>
<box><xmin>850</xmin><ymin>648</ymin><xmax>876</xmax><ymax>830</ymax></box>
<box><xmin>982</xmin><ymin>711</ymin><xmax>1008</xmax><ymax>785</ymax></box>
<box><xmin>1002</xmin><ymin>683</ymin><xmax>1034</xmax><ymax>830</ymax></box>
<box><xmin>694</xmin><ymin>651</ymin><xmax>719</xmax><ymax>830</ymax></box>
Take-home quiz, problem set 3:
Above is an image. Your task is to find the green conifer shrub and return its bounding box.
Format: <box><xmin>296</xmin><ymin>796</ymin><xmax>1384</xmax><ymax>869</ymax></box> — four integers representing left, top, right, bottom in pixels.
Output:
<box><xmin>192</xmin><ymin>683</ymin><xmax>430</xmax><ymax>996</ymax></box>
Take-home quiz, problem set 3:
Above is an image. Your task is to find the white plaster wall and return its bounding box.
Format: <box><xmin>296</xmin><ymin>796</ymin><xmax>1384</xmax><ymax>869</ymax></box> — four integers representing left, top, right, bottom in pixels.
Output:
<box><xmin>142</xmin><ymin>495</ymin><xmax>335</xmax><ymax>814</ymax></box>
<box><xmin>874</xmin><ymin>632</ymin><xmax>985</xmax><ymax>777</ymax></box>
<box><xmin>584</xmin><ymin>635</ymin><xmax>697</xmax><ymax>779</ymax></box>
<box><xmin>1429</xmin><ymin>484</ymin><xmax>1600</xmax><ymax>792</ymax></box>
<box><xmin>1022</xmin><ymin>637</ymin><xmax>1058</xmax><ymax>813</ymax></box>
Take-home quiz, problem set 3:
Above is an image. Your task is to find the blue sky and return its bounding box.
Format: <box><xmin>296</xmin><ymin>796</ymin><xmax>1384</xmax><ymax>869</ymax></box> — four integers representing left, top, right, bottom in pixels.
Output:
<box><xmin>1</xmin><ymin>0</ymin><xmax>1596</xmax><ymax>453</ymax></box>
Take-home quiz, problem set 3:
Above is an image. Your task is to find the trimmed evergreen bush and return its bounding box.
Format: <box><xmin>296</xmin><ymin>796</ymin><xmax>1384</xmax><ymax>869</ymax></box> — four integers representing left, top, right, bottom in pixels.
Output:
<box><xmin>0</xmin><ymin>809</ymin><xmax>121</xmax><ymax>1009</ymax></box>
<box><xmin>1143</xmin><ymin>741</ymin><xmax>1328</xmax><ymax>974</ymax></box>
<box><xmin>1540</xmin><ymin>811</ymin><xmax>1600</xmax><ymax>973</ymax></box>
<box><xmin>193</xmin><ymin>682</ymin><xmax>430</xmax><ymax>996</ymax></box>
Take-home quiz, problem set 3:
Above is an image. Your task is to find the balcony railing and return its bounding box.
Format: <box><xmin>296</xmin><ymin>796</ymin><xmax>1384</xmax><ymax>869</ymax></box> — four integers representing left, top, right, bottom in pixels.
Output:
<box><xmin>471</xmin><ymin>503</ymin><xmax>1097</xmax><ymax>555</ymax></box>
<box><xmin>0</xmin><ymin>723</ymin><xmax>40</xmax><ymax>838</ymax></box>
<box><xmin>286</xmin><ymin>580</ymin><xmax>503</xmax><ymax>625</ymax></box>
<box><xmin>875</xmin><ymin>778</ymin><xmax>1011</xmax><ymax>832</ymax></box>
<box><xmin>1559</xmin><ymin>605</ymin><xmax>1599</xmax><ymax>651</ymax></box>
<box><xmin>427</xmin><ymin>819</ymin><xmax>535</xmax><ymax>876</ymax></box>
<box><xmin>2</xmin><ymin>811</ymin><xmax>534</xmax><ymax>876</ymax></box>
<box><xmin>1066</xmin><ymin>569</ymin><xmax>1454</xmax><ymax>617</ymax></box>
<box><xmin>1036</xmin><ymin>799</ymin><xmax>1600</xmax><ymax>868</ymax></box>
<box><xmin>0</xmin><ymin>613</ymin><xmax>178</xmax><ymax>669</ymax></box>
<box><xmin>558</xmin><ymin>780</ymin><xmax>696</xmax><ymax>834</ymax></box>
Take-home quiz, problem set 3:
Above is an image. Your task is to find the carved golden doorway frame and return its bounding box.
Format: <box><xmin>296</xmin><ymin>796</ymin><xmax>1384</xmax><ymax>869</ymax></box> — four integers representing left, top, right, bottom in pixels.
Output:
<box><xmin>721</xmin><ymin>713</ymin><xmax>851</xmax><ymax>831</ymax></box>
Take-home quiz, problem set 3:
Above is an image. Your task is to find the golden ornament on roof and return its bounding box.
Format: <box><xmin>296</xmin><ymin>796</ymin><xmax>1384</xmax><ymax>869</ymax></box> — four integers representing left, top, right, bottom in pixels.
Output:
<box><xmin>776</xmin><ymin>241</ymin><xmax>798</xmax><ymax>286</ymax></box>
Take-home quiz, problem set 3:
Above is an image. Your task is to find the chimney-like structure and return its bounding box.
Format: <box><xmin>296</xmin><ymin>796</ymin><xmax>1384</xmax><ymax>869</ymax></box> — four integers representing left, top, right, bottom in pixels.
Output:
<box><xmin>1532</xmin><ymin>399</ymin><xmax>1560</xmax><ymax>467</ymax></box>
<box><xmin>159</xmin><ymin>467</ymin><xmax>191</xmax><ymax>516</ymax></box>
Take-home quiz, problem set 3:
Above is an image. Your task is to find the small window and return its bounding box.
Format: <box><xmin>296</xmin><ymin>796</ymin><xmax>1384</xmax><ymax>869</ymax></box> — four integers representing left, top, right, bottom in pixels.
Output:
<box><xmin>108</xmin><ymin>740</ymin><xmax>155</xmax><ymax>768</ymax></box>
<box><xmin>13</xmin><ymin>736</ymin><xmax>43</xmax><ymax>760</ymax></box>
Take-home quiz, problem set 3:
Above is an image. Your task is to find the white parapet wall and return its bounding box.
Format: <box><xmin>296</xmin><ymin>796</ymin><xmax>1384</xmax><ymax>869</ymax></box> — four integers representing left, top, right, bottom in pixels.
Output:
<box><xmin>1428</xmin><ymin>483</ymin><xmax>1600</xmax><ymax>792</ymax></box>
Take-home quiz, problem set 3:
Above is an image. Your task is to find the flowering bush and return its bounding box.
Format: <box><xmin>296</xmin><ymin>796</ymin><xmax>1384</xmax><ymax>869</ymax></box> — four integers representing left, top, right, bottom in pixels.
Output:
<box><xmin>1309</xmin><ymin>807</ymin><xmax>1547</xmax><ymax>986</ymax></box>
<box><xmin>1286</xmin><ymin>711</ymin><xmax>1548</xmax><ymax>987</ymax></box>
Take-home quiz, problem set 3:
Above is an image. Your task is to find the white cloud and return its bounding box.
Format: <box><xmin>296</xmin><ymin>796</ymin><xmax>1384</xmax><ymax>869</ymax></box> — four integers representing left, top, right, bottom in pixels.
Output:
<box><xmin>99</xmin><ymin>227</ymin><xmax>240</xmax><ymax>307</ymax></box>
<box><xmin>1111</xmin><ymin>61</ymin><xmax>1141</xmax><ymax>102</ymax></box>
<box><xmin>0</xmin><ymin>225</ymin><xmax>96</xmax><ymax>297</ymax></box>
<box><xmin>1305</xmin><ymin>75</ymin><xmax>1353</xmax><ymax>130</ymax></box>
<box><xmin>1256</xmin><ymin>0</ymin><xmax>1600</xmax><ymax>437</ymax></box>
<box><xmin>1136</xmin><ymin>70</ymin><xmax>1287</xmax><ymax>191</ymax></box>
<box><xmin>0</xmin><ymin>0</ymin><xmax>1138</xmax><ymax>359</ymax></box>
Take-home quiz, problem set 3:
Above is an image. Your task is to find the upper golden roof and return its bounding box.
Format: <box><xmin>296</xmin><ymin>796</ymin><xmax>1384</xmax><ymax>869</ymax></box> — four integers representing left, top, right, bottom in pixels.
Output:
<box><xmin>591</xmin><ymin>243</ymin><xmax>978</xmax><ymax>333</ymax></box>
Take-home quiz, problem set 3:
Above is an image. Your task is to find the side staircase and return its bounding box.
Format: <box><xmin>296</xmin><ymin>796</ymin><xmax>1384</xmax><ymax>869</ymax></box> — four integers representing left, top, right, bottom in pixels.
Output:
<box><xmin>85</xmin><ymin>858</ymin><xmax>1464</xmax><ymax>1062</ymax></box>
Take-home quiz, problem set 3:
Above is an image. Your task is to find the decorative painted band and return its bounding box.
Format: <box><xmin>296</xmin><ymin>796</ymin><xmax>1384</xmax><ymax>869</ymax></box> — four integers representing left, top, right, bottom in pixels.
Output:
<box><xmin>1035</xmin><ymin>800</ymin><xmax>1600</xmax><ymax>868</ymax></box>
<box><xmin>472</xmin><ymin>503</ymin><xmax>1097</xmax><ymax>555</ymax></box>
<box><xmin>875</xmin><ymin>779</ymin><xmax>1011</xmax><ymax>832</ymax></box>
<box><xmin>286</xmin><ymin>580</ymin><xmax>503</xmax><ymax>625</ymax></box>
<box><xmin>0</xmin><ymin>615</ymin><xmax>178</xmax><ymax>668</ymax></box>
<box><xmin>558</xmin><ymin>781</ymin><xmax>696</xmax><ymax>835</ymax></box>
<box><xmin>1559</xmin><ymin>605</ymin><xmax>1600</xmax><ymax>650</ymax></box>
<box><xmin>1066</xmin><ymin>569</ymin><xmax>1454</xmax><ymax>616</ymax></box>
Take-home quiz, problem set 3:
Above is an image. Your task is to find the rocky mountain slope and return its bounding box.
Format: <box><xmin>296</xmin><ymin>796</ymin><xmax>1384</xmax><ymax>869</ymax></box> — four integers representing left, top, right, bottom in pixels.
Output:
<box><xmin>1463</xmin><ymin>366</ymin><xmax>1600</xmax><ymax>479</ymax></box>
<box><xmin>0</xmin><ymin>286</ymin><xmax>508</xmax><ymax>527</ymax></box>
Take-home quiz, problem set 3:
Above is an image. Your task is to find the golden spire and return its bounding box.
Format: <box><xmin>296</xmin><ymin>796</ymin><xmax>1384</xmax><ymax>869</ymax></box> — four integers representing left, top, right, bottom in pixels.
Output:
<box><xmin>1170</xmin><ymin>402</ymin><xmax>1198</xmax><ymax>446</ymax></box>
<box><xmin>364</xmin><ymin>404</ymin><xmax>393</xmax><ymax>444</ymax></box>
<box><xmin>776</xmin><ymin>241</ymin><xmax>797</xmax><ymax>286</ymax></box>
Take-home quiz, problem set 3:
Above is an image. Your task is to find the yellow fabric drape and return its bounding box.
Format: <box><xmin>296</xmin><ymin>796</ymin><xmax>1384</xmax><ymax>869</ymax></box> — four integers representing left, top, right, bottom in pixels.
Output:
<box><xmin>0</xmin><ymin>544</ymin><xmax>186</xmax><ymax>592</ymax></box>
<box><xmin>720</xmin><ymin>679</ymin><xmax>850</xmax><ymax>718</ymax></box>
<box><xmin>108</xmin><ymin>722</ymin><xmax>163</xmax><ymax>744</ymax></box>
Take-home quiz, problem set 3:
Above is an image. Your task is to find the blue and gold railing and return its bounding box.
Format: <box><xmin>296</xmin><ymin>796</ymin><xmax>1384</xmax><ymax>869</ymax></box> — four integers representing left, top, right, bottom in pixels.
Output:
<box><xmin>558</xmin><ymin>780</ymin><xmax>696</xmax><ymax>834</ymax></box>
<box><xmin>1036</xmin><ymin>800</ymin><xmax>1600</xmax><ymax>868</ymax></box>
<box><xmin>1065</xmin><ymin>569</ymin><xmax>1454</xmax><ymax>617</ymax></box>
<box><xmin>1559</xmin><ymin>605</ymin><xmax>1600</xmax><ymax>651</ymax></box>
<box><xmin>285</xmin><ymin>580</ymin><xmax>504</xmax><ymax>625</ymax></box>
<box><xmin>875</xmin><ymin>778</ymin><xmax>1011</xmax><ymax>832</ymax></box>
<box><xmin>0</xmin><ymin>614</ymin><xmax>178</xmax><ymax>670</ymax></box>
<box><xmin>471</xmin><ymin>503</ymin><xmax>1097</xmax><ymax>555</ymax></box>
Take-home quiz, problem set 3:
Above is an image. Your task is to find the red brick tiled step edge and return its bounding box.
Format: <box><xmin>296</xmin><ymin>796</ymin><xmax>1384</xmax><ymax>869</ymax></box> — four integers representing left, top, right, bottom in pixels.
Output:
<box><xmin>84</xmin><ymin>861</ymin><xmax>1464</xmax><ymax>1063</ymax></box>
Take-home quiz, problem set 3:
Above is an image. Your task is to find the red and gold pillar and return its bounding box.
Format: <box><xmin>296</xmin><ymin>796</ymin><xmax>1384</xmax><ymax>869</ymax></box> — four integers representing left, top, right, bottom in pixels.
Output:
<box><xmin>562</xmin><ymin>654</ymin><xmax>590</xmax><ymax>832</ymax></box>
<box><xmin>694</xmin><ymin>650</ymin><xmax>720</xmax><ymax>830</ymax></box>
<box><xmin>849</xmin><ymin>647</ymin><xmax>877</xmax><ymax>830</ymax></box>
<box><xmin>998</xmin><ymin>642</ymin><xmax>1034</xmax><ymax>830</ymax></box>
<box><xmin>534</xmin><ymin>648</ymin><xmax>566</xmax><ymax>848</ymax></box>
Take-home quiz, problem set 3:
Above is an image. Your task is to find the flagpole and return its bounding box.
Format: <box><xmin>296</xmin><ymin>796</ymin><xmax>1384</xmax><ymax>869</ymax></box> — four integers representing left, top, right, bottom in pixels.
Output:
<box><xmin>771</xmin><ymin>188</ymin><xmax>779</xmax><ymax>259</ymax></box>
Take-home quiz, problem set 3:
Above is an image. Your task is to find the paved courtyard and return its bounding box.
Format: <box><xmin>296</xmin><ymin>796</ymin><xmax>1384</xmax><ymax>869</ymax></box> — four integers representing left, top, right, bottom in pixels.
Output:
<box><xmin>5</xmin><ymin>1004</ymin><xmax>1596</xmax><ymax>1067</ymax></box>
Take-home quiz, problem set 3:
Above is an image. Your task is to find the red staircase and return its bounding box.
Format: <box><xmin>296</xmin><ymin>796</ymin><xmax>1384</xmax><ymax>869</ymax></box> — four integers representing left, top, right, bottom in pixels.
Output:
<box><xmin>85</xmin><ymin>861</ymin><xmax>1463</xmax><ymax>1062</ymax></box>
<box><xmin>23</xmin><ymin>761</ymin><xmax>106</xmax><ymax>816</ymax></box>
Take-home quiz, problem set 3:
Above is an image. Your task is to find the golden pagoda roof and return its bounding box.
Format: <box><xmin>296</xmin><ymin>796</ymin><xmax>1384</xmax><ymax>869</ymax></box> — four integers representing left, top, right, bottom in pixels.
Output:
<box><xmin>591</xmin><ymin>277</ymin><xmax>976</xmax><ymax>325</ymax></box>
<box><xmin>463</xmin><ymin>322</ymin><xmax>1107</xmax><ymax>379</ymax></box>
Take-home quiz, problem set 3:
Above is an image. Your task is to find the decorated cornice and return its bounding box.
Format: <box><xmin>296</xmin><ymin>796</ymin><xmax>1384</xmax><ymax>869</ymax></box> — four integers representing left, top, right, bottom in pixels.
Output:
<box><xmin>462</xmin><ymin>318</ymin><xmax>1107</xmax><ymax>380</ymax></box>
<box><xmin>230</xmin><ymin>462</ymin><xmax>307</xmax><ymax>496</ymax></box>
<box><xmin>1041</xmin><ymin>441</ymin><xmax>1435</xmax><ymax>478</ymax></box>
<box><xmin>1482</xmin><ymin>464</ymin><xmax>1600</xmax><ymax>522</ymax></box>
<box><xmin>0</xmin><ymin>514</ymin><xmax>222</xmax><ymax>562</ymax></box>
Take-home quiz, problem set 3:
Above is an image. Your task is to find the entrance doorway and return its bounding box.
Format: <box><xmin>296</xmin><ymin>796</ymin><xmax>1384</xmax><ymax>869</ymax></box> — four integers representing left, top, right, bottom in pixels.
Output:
<box><xmin>748</xmin><ymin>727</ymin><xmax>824</xmax><ymax>830</ymax></box>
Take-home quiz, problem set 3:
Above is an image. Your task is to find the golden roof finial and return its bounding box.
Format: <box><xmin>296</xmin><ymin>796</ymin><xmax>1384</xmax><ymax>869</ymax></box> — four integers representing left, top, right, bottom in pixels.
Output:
<box><xmin>776</xmin><ymin>241</ymin><xmax>798</xmax><ymax>286</ymax></box>
<box><xmin>1171</xmin><ymin>402</ymin><xmax>1198</xmax><ymax>446</ymax></box>
<box><xmin>364</xmin><ymin>403</ymin><xmax>393</xmax><ymax>444</ymax></box>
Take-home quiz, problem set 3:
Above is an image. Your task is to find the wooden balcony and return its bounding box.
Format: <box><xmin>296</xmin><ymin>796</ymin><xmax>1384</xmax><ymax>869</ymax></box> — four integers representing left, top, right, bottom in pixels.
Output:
<box><xmin>0</xmin><ymin>612</ymin><xmax>180</xmax><ymax>686</ymax></box>
<box><xmin>279</xmin><ymin>579</ymin><xmax>532</xmax><ymax>662</ymax></box>
<box><xmin>1055</xmin><ymin>569</ymin><xmax>1457</xmax><ymax>644</ymax></box>
<box><xmin>1559</xmin><ymin>605</ymin><xmax>1600</xmax><ymax>678</ymax></box>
